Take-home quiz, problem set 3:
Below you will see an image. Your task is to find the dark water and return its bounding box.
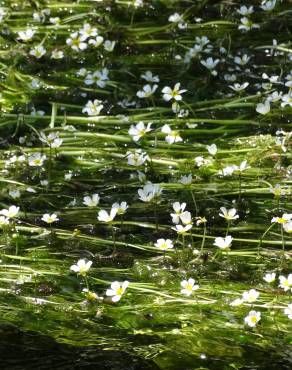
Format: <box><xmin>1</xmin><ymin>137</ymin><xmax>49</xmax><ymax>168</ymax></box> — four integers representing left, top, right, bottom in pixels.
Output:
<box><xmin>0</xmin><ymin>325</ymin><xmax>159</xmax><ymax>370</ymax></box>
<box><xmin>1</xmin><ymin>324</ymin><xmax>292</xmax><ymax>370</ymax></box>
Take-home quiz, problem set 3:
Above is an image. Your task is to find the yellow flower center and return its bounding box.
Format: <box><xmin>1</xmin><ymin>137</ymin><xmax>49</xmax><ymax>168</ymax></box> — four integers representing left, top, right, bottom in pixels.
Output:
<box><xmin>72</xmin><ymin>39</ymin><xmax>80</xmax><ymax>46</ymax></box>
<box><xmin>278</xmin><ymin>217</ymin><xmax>287</xmax><ymax>224</ymax></box>
<box><xmin>116</xmin><ymin>287</ymin><xmax>123</xmax><ymax>295</ymax></box>
<box><xmin>185</xmin><ymin>283</ymin><xmax>193</xmax><ymax>291</ymax></box>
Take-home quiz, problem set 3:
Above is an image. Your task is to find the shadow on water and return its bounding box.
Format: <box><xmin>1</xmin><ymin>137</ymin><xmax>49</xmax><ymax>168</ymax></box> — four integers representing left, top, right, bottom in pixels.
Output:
<box><xmin>0</xmin><ymin>324</ymin><xmax>160</xmax><ymax>370</ymax></box>
<box><xmin>0</xmin><ymin>324</ymin><xmax>291</xmax><ymax>370</ymax></box>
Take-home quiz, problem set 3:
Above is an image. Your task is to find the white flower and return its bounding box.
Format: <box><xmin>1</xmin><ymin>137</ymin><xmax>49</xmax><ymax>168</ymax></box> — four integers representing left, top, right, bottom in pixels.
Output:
<box><xmin>128</xmin><ymin>121</ymin><xmax>152</xmax><ymax>141</ymax></box>
<box><xmin>98</xmin><ymin>208</ymin><xmax>117</xmax><ymax>222</ymax></box>
<box><xmin>170</xmin><ymin>202</ymin><xmax>186</xmax><ymax>224</ymax></box>
<box><xmin>179</xmin><ymin>174</ymin><xmax>192</xmax><ymax>186</ymax></box>
<box><xmin>51</xmin><ymin>138</ymin><xmax>63</xmax><ymax>148</ymax></box>
<box><xmin>141</xmin><ymin>71</ymin><xmax>159</xmax><ymax>83</ymax></box>
<box><xmin>31</xmin><ymin>79</ymin><xmax>41</xmax><ymax>89</ymax></box>
<box><xmin>161</xmin><ymin>124</ymin><xmax>182</xmax><ymax>144</ymax></box>
<box><xmin>0</xmin><ymin>216</ymin><xmax>9</xmax><ymax>226</ymax></box>
<box><xmin>79</xmin><ymin>23</ymin><xmax>98</xmax><ymax>40</ymax></box>
<box><xmin>66</xmin><ymin>32</ymin><xmax>87</xmax><ymax>51</ymax></box>
<box><xmin>82</xmin><ymin>288</ymin><xmax>100</xmax><ymax>301</ymax></box>
<box><xmin>283</xmin><ymin>221</ymin><xmax>292</xmax><ymax>233</ymax></box>
<box><xmin>138</xmin><ymin>183</ymin><xmax>162</xmax><ymax>202</ymax></box>
<box><xmin>281</xmin><ymin>92</ymin><xmax>292</xmax><ymax>108</ymax></box>
<box><xmin>270</xmin><ymin>184</ymin><xmax>286</xmax><ymax>197</ymax></box>
<box><xmin>162</xmin><ymin>83</ymin><xmax>187</xmax><ymax>102</ymax></box>
<box><xmin>234</xmin><ymin>54</ymin><xmax>250</xmax><ymax>66</ymax></box>
<box><xmin>267</xmin><ymin>91</ymin><xmax>283</xmax><ymax>103</ymax></box>
<box><xmin>40</xmin><ymin>132</ymin><xmax>63</xmax><ymax>148</ymax></box>
<box><xmin>238</xmin><ymin>17</ymin><xmax>259</xmax><ymax>31</ymax></box>
<box><xmin>195</xmin><ymin>36</ymin><xmax>210</xmax><ymax>46</ymax></box>
<box><xmin>104</xmin><ymin>40</ymin><xmax>116</xmax><ymax>52</ymax></box>
<box><xmin>82</xmin><ymin>99</ymin><xmax>103</xmax><ymax>116</ymax></box>
<box><xmin>65</xmin><ymin>172</ymin><xmax>73</xmax><ymax>180</ymax></box>
<box><xmin>284</xmin><ymin>304</ymin><xmax>292</xmax><ymax>319</ymax></box>
<box><xmin>230</xmin><ymin>298</ymin><xmax>244</xmax><ymax>306</ymax></box>
<box><xmin>271</xmin><ymin>213</ymin><xmax>292</xmax><ymax>224</ymax></box>
<box><xmin>0</xmin><ymin>205</ymin><xmax>20</xmax><ymax>219</ymax></box>
<box><xmin>229</xmin><ymin>82</ymin><xmax>249</xmax><ymax>92</ymax></box>
<box><xmin>28</xmin><ymin>153</ymin><xmax>46</xmax><ymax>167</ymax></box>
<box><xmin>256</xmin><ymin>101</ymin><xmax>270</xmax><ymax>115</ymax></box>
<box><xmin>70</xmin><ymin>259</ymin><xmax>92</xmax><ymax>276</ymax></box>
<box><xmin>263</xmin><ymin>272</ymin><xmax>276</xmax><ymax>283</ymax></box>
<box><xmin>83</xmin><ymin>194</ymin><xmax>100</xmax><ymax>207</ymax></box>
<box><xmin>180</xmin><ymin>211</ymin><xmax>192</xmax><ymax>225</ymax></box>
<box><xmin>233</xmin><ymin>160</ymin><xmax>250</xmax><ymax>174</ymax></box>
<box><xmin>219</xmin><ymin>207</ymin><xmax>239</xmax><ymax>221</ymax></box>
<box><xmin>218</xmin><ymin>164</ymin><xmax>237</xmax><ymax>177</ymax></box>
<box><xmin>285</xmin><ymin>72</ymin><xmax>292</xmax><ymax>88</ymax></box>
<box><xmin>49</xmin><ymin>17</ymin><xmax>60</xmax><ymax>25</ymax></box>
<box><xmin>85</xmin><ymin>68</ymin><xmax>109</xmax><ymax>88</ymax></box>
<box><xmin>262</xmin><ymin>73</ymin><xmax>279</xmax><ymax>84</ymax></box>
<box><xmin>51</xmin><ymin>50</ymin><xmax>64</xmax><ymax>59</ymax></box>
<box><xmin>40</xmin><ymin>131</ymin><xmax>58</xmax><ymax>145</ymax></box>
<box><xmin>0</xmin><ymin>8</ymin><xmax>7</xmax><ymax>22</ymax></box>
<box><xmin>237</xmin><ymin>6</ymin><xmax>254</xmax><ymax>16</ymax></box>
<box><xmin>112</xmin><ymin>201</ymin><xmax>128</xmax><ymax>215</ymax></box>
<box><xmin>279</xmin><ymin>274</ymin><xmax>292</xmax><ymax>292</ymax></box>
<box><xmin>214</xmin><ymin>235</ymin><xmax>232</xmax><ymax>250</ymax></box>
<box><xmin>133</xmin><ymin>0</ymin><xmax>143</xmax><ymax>8</ymax></box>
<box><xmin>224</xmin><ymin>74</ymin><xmax>237</xmax><ymax>82</ymax></box>
<box><xmin>18</xmin><ymin>29</ymin><xmax>35</xmax><ymax>41</ymax></box>
<box><xmin>180</xmin><ymin>278</ymin><xmax>199</xmax><ymax>296</ymax></box>
<box><xmin>244</xmin><ymin>311</ymin><xmax>261</xmax><ymax>327</ymax></box>
<box><xmin>171</xmin><ymin>224</ymin><xmax>192</xmax><ymax>234</ymax></box>
<box><xmin>41</xmin><ymin>213</ymin><xmax>59</xmax><ymax>224</ymax></box>
<box><xmin>260</xmin><ymin>0</ymin><xmax>277</xmax><ymax>12</ymax></box>
<box><xmin>195</xmin><ymin>216</ymin><xmax>207</xmax><ymax>226</ymax></box>
<box><xmin>29</xmin><ymin>45</ymin><xmax>46</xmax><ymax>58</ymax></box>
<box><xmin>137</xmin><ymin>84</ymin><xmax>158</xmax><ymax>98</ymax></box>
<box><xmin>168</xmin><ymin>13</ymin><xmax>184</xmax><ymax>23</ymax></box>
<box><xmin>206</xmin><ymin>143</ymin><xmax>217</xmax><ymax>156</ymax></box>
<box><xmin>9</xmin><ymin>189</ymin><xmax>20</xmax><ymax>199</ymax></box>
<box><xmin>200</xmin><ymin>57</ymin><xmax>220</xmax><ymax>75</ymax></box>
<box><xmin>33</xmin><ymin>8</ymin><xmax>50</xmax><ymax>22</ymax></box>
<box><xmin>242</xmin><ymin>289</ymin><xmax>259</xmax><ymax>303</ymax></box>
<box><xmin>194</xmin><ymin>156</ymin><xmax>211</xmax><ymax>168</ymax></box>
<box><xmin>126</xmin><ymin>149</ymin><xmax>149</xmax><ymax>166</ymax></box>
<box><xmin>106</xmin><ymin>281</ymin><xmax>129</xmax><ymax>302</ymax></box>
<box><xmin>76</xmin><ymin>68</ymin><xmax>88</xmax><ymax>77</ymax></box>
<box><xmin>155</xmin><ymin>238</ymin><xmax>174</xmax><ymax>251</ymax></box>
<box><xmin>88</xmin><ymin>36</ymin><xmax>104</xmax><ymax>48</ymax></box>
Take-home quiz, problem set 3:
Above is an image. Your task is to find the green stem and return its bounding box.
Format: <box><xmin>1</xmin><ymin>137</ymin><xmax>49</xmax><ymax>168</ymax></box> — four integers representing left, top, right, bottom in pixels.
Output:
<box><xmin>200</xmin><ymin>224</ymin><xmax>207</xmax><ymax>255</ymax></box>
<box><xmin>190</xmin><ymin>190</ymin><xmax>198</xmax><ymax>216</ymax></box>
<box><xmin>84</xmin><ymin>276</ymin><xmax>89</xmax><ymax>291</ymax></box>
<box><xmin>238</xmin><ymin>173</ymin><xmax>242</xmax><ymax>202</ymax></box>
<box><xmin>48</xmin><ymin>145</ymin><xmax>52</xmax><ymax>184</ymax></box>
<box><xmin>226</xmin><ymin>221</ymin><xmax>230</xmax><ymax>237</ymax></box>
<box><xmin>154</xmin><ymin>201</ymin><xmax>158</xmax><ymax>232</ymax></box>
<box><xmin>281</xmin><ymin>225</ymin><xmax>285</xmax><ymax>256</ymax></box>
<box><xmin>111</xmin><ymin>223</ymin><xmax>116</xmax><ymax>256</ymax></box>
<box><xmin>257</xmin><ymin>223</ymin><xmax>275</xmax><ymax>257</ymax></box>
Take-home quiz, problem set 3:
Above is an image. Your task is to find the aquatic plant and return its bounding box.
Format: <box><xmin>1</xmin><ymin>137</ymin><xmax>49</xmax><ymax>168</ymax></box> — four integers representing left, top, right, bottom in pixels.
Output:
<box><xmin>0</xmin><ymin>0</ymin><xmax>291</xmax><ymax>368</ymax></box>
